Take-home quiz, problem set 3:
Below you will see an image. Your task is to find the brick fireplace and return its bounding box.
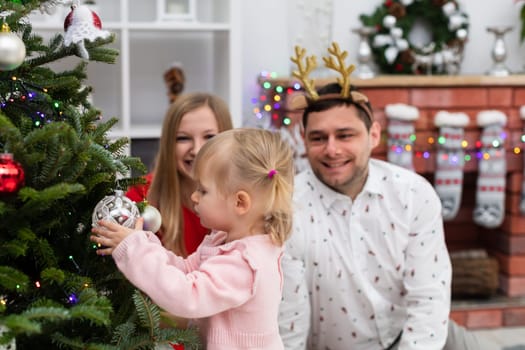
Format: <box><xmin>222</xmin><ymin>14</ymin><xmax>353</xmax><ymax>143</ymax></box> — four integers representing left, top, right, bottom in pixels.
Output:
<box><xmin>260</xmin><ymin>74</ymin><xmax>525</xmax><ymax>329</ymax></box>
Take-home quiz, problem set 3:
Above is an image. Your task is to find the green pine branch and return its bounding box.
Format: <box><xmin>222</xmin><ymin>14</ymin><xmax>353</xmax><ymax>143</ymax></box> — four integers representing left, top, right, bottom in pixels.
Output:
<box><xmin>0</xmin><ymin>1</ymin><xmax>199</xmax><ymax>348</ymax></box>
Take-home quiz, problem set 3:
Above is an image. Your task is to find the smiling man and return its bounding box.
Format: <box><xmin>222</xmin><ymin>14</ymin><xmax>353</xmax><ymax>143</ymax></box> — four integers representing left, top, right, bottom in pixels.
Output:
<box><xmin>278</xmin><ymin>82</ymin><xmax>486</xmax><ymax>350</ymax></box>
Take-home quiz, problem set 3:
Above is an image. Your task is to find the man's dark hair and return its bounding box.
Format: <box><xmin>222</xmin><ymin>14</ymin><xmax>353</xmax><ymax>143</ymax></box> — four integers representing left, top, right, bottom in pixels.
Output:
<box><xmin>302</xmin><ymin>83</ymin><xmax>374</xmax><ymax>131</ymax></box>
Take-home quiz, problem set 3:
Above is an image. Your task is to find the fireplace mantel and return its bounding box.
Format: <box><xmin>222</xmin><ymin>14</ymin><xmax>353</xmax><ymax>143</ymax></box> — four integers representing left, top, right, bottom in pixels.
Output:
<box><xmin>264</xmin><ymin>74</ymin><xmax>525</xmax><ymax>88</ymax></box>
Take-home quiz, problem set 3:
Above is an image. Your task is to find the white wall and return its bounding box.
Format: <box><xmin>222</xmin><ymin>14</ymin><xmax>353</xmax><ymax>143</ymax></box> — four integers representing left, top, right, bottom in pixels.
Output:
<box><xmin>240</xmin><ymin>0</ymin><xmax>525</xmax><ymax>124</ymax></box>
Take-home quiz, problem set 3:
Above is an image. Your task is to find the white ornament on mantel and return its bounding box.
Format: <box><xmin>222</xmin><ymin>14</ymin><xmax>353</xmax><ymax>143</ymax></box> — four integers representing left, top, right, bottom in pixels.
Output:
<box><xmin>157</xmin><ymin>0</ymin><xmax>196</xmax><ymax>22</ymax></box>
<box><xmin>288</xmin><ymin>0</ymin><xmax>334</xmax><ymax>78</ymax></box>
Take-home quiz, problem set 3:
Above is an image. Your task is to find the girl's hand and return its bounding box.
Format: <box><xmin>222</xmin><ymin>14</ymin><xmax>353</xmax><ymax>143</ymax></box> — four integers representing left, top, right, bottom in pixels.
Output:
<box><xmin>90</xmin><ymin>218</ymin><xmax>144</xmax><ymax>256</ymax></box>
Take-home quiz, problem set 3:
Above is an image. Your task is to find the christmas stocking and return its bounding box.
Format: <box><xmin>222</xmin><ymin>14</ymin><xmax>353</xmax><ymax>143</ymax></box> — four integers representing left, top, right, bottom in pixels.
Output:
<box><xmin>473</xmin><ymin>110</ymin><xmax>507</xmax><ymax>228</ymax></box>
<box><xmin>385</xmin><ymin>103</ymin><xmax>419</xmax><ymax>171</ymax></box>
<box><xmin>434</xmin><ymin>111</ymin><xmax>469</xmax><ymax>221</ymax></box>
<box><xmin>520</xmin><ymin>106</ymin><xmax>525</xmax><ymax>214</ymax></box>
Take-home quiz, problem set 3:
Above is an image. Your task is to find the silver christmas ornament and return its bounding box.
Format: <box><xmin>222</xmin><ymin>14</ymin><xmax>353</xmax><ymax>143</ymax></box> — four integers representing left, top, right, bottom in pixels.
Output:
<box><xmin>142</xmin><ymin>204</ymin><xmax>162</xmax><ymax>233</ymax></box>
<box><xmin>0</xmin><ymin>23</ymin><xmax>26</xmax><ymax>71</ymax></box>
<box><xmin>92</xmin><ymin>190</ymin><xmax>140</xmax><ymax>228</ymax></box>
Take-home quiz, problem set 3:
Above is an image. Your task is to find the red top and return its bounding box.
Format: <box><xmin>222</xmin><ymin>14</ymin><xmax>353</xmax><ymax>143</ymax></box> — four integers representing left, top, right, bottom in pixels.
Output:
<box><xmin>125</xmin><ymin>173</ymin><xmax>209</xmax><ymax>255</ymax></box>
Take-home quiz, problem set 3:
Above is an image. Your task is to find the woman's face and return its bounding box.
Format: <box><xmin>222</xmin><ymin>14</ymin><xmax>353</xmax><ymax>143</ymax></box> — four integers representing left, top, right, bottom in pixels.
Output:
<box><xmin>175</xmin><ymin>106</ymin><xmax>219</xmax><ymax>180</ymax></box>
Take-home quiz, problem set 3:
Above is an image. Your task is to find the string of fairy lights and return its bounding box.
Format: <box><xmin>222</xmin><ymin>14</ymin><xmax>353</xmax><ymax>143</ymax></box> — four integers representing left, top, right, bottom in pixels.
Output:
<box><xmin>0</xmin><ymin>75</ymin><xmax>67</xmax><ymax>127</ymax></box>
<box><xmin>0</xmin><ymin>75</ymin><xmax>97</xmax><ymax>307</ymax></box>
<box><xmin>253</xmin><ymin>71</ymin><xmax>525</xmax><ymax>163</ymax></box>
<box><xmin>0</xmin><ymin>255</ymin><xmax>89</xmax><ymax>307</ymax></box>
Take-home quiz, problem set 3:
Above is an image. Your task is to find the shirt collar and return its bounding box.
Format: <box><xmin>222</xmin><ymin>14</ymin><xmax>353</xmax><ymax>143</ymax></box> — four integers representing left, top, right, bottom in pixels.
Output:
<box><xmin>307</xmin><ymin>158</ymin><xmax>385</xmax><ymax>210</ymax></box>
<box><xmin>362</xmin><ymin>159</ymin><xmax>385</xmax><ymax>197</ymax></box>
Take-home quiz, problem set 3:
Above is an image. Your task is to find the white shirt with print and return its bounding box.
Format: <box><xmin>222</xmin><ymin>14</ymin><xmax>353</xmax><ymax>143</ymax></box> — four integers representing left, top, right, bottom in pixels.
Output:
<box><xmin>279</xmin><ymin>158</ymin><xmax>452</xmax><ymax>350</ymax></box>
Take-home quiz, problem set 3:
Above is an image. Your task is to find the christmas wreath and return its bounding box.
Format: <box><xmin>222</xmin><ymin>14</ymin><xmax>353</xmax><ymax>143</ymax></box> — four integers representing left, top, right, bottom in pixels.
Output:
<box><xmin>360</xmin><ymin>0</ymin><xmax>469</xmax><ymax>75</ymax></box>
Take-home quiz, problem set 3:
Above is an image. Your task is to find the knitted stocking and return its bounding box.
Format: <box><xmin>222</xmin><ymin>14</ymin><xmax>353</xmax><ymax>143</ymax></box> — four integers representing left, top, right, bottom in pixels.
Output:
<box><xmin>520</xmin><ymin>106</ymin><xmax>525</xmax><ymax>214</ymax></box>
<box><xmin>434</xmin><ymin>111</ymin><xmax>469</xmax><ymax>221</ymax></box>
<box><xmin>385</xmin><ymin>103</ymin><xmax>419</xmax><ymax>171</ymax></box>
<box><xmin>473</xmin><ymin>110</ymin><xmax>507</xmax><ymax>228</ymax></box>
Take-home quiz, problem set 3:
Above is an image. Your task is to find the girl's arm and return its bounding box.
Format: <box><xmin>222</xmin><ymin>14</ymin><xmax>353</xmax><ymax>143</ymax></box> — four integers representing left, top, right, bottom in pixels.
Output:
<box><xmin>97</xmin><ymin>227</ymin><xmax>256</xmax><ymax>319</ymax></box>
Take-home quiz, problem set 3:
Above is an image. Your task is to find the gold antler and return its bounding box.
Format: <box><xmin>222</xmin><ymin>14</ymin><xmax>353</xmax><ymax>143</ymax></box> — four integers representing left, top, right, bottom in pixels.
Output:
<box><xmin>322</xmin><ymin>42</ymin><xmax>355</xmax><ymax>98</ymax></box>
<box><xmin>290</xmin><ymin>46</ymin><xmax>319</xmax><ymax>100</ymax></box>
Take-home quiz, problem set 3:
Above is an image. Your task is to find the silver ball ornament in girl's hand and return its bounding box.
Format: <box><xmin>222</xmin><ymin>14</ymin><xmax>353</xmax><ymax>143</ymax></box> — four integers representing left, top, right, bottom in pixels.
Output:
<box><xmin>92</xmin><ymin>190</ymin><xmax>140</xmax><ymax>228</ymax></box>
<box><xmin>142</xmin><ymin>205</ymin><xmax>162</xmax><ymax>233</ymax></box>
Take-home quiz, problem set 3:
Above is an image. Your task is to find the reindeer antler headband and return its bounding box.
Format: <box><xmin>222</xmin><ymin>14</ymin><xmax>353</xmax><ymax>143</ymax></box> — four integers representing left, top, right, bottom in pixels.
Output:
<box><xmin>290</xmin><ymin>42</ymin><xmax>373</xmax><ymax>120</ymax></box>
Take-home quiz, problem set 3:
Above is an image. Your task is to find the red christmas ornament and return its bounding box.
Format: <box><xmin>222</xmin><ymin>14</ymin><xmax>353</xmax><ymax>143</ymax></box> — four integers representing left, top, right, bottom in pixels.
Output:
<box><xmin>0</xmin><ymin>153</ymin><xmax>25</xmax><ymax>194</ymax></box>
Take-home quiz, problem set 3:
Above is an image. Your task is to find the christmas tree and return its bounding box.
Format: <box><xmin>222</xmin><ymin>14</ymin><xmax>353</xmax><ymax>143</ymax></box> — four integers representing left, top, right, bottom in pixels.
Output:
<box><xmin>0</xmin><ymin>1</ymin><xmax>199</xmax><ymax>348</ymax></box>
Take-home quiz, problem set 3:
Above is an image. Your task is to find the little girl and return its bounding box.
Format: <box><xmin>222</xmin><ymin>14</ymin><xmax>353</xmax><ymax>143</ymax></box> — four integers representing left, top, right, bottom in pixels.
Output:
<box><xmin>91</xmin><ymin>128</ymin><xmax>294</xmax><ymax>350</ymax></box>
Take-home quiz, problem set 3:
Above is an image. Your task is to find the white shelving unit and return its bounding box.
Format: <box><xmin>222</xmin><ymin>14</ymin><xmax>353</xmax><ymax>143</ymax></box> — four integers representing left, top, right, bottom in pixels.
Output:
<box><xmin>29</xmin><ymin>0</ymin><xmax>242</xmax><ymax>142</ymax></box>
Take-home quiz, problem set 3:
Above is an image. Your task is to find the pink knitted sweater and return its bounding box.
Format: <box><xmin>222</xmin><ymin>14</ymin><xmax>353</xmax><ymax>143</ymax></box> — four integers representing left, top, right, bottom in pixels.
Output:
<box><xmin>112</xmin><ymin>230</ymin><xmax>284</xmax><ymax>350</ymax></box>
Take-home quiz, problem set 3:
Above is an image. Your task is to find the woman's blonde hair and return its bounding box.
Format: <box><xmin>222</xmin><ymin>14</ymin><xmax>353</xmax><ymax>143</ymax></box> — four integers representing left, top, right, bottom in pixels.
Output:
<box><xmin>193</xmin><ymin>128</ymin><xmax>294</xmax><ymax>246</ymax></box>
<box><xmin>148</xmin><ymin>92</ymin><xmax>233</xmax><ymax>254</ymax></box>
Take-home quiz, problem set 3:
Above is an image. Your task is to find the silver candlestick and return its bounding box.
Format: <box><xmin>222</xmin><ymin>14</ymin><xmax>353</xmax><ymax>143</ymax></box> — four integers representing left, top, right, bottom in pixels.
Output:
<box><xmin>352</xmin><ymin>26</ymin><xmax>376</xmax><ymax>79</ymax></box>
<box><xmin>486</xmin><ymin>26</ymin><xmax>513</xmax><ymax>77</ymax></box>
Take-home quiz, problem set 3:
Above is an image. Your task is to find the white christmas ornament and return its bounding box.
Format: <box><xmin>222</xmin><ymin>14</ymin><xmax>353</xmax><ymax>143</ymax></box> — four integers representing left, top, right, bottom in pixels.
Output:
<box><xmin>63</xmin><ymin>4</ymin><xmax>110</xmax><ymax>59</ymax></box>
<box><xmin>442</xmin><ymin>2</ymin><xmax>457</xmax><ymax>16</ymax></box>
<box><xmin>382</xmin><ymin>15</ymin><xmax>396</xmax><ymax>28</ymax></box>
<box><xmin>456</xmin><ymin>28</ymin><xmax>468</xmax><ymax>40</ymax></box>
<box><xmin>142</xmin><ymin>204</ymin><xmax>162</xmax><ymax>233</ymax></box>
<box><xmin>384</xmin><ymin>46</ymin><xmax>399</xmax><ymax>64</ymax></box>
<box><xmin>373</xmin><ymin>34</ymin><xmax>393</xmax><ymax>47</ymax></box>
<box><xmin>92</xmin><ymin>190</ymin><xmax>140</xmax><ymax>229</ymax></box>
<box><xmin>0</xmin><ymin>23</ymin><xmax>26</xmax><ymax>71</ymax></box>
<box><xmin>390</xmin><ymin>27</ymin><xmax>403</xmax><ymax>39</ymax></box>
<box><xmin>395</xmin><ymin>38</ymin><xmax>409</xmax><ymax>51</ymax></box>
<box><xmin>448</xmin><ymin>14</ymin><xmax>467</xmax><ymax>31</ymax></box>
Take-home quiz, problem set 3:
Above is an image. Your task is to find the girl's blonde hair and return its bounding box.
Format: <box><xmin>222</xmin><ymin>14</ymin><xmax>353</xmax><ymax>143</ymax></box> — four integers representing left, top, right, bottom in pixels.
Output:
<box><xmin>148</xmin><ymin>93</ymin><xmax>233</xmax><ymax>254</ymax></box>
<box><xmin>193</xmin><ymin>128</ymin><xmax>294</xmax><ymax>246</ymax></box>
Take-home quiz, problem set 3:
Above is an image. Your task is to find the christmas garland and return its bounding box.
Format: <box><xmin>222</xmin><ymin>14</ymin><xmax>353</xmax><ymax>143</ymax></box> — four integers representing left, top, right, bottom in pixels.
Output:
<box><xmin>360</xmin><ymin>0</ymin><xmax>469</xmax><ymax>75</ymax></box>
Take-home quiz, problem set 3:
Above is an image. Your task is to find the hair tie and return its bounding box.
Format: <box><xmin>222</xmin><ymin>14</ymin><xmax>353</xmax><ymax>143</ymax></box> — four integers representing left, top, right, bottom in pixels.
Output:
<box><xmin>268</xmin><ymin>169</ymin><xmax>278</xmax><ymax>179</ymax></box>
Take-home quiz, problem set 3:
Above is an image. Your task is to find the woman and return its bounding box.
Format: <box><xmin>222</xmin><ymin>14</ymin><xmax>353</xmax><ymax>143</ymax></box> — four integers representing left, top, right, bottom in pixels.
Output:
<box><xmin>126</xmin><ymin>92</ymin><xmax>233</xmax><ymax>256</ymax></box>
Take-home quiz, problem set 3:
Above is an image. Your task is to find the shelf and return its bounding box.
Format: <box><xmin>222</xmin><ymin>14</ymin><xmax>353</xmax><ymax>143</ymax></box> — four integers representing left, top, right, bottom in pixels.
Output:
<box><xmin>126</xmin><ymin>22</ymin><xmax>230</xmax><ymax>31</ymax></box>
<box><xmin>109</xmin><ymin>126</ymin><xmax>162</xmax><ymax>139</ymax></box>
<box><xmin>31</xmin><ymin>21</ymin><xmax>231</xmax><ymax>32</ymax></box>
<box><xmin>30</xmin><ymin>0</ymin><xmax>241</xmax><ymax>171</ymax></box>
